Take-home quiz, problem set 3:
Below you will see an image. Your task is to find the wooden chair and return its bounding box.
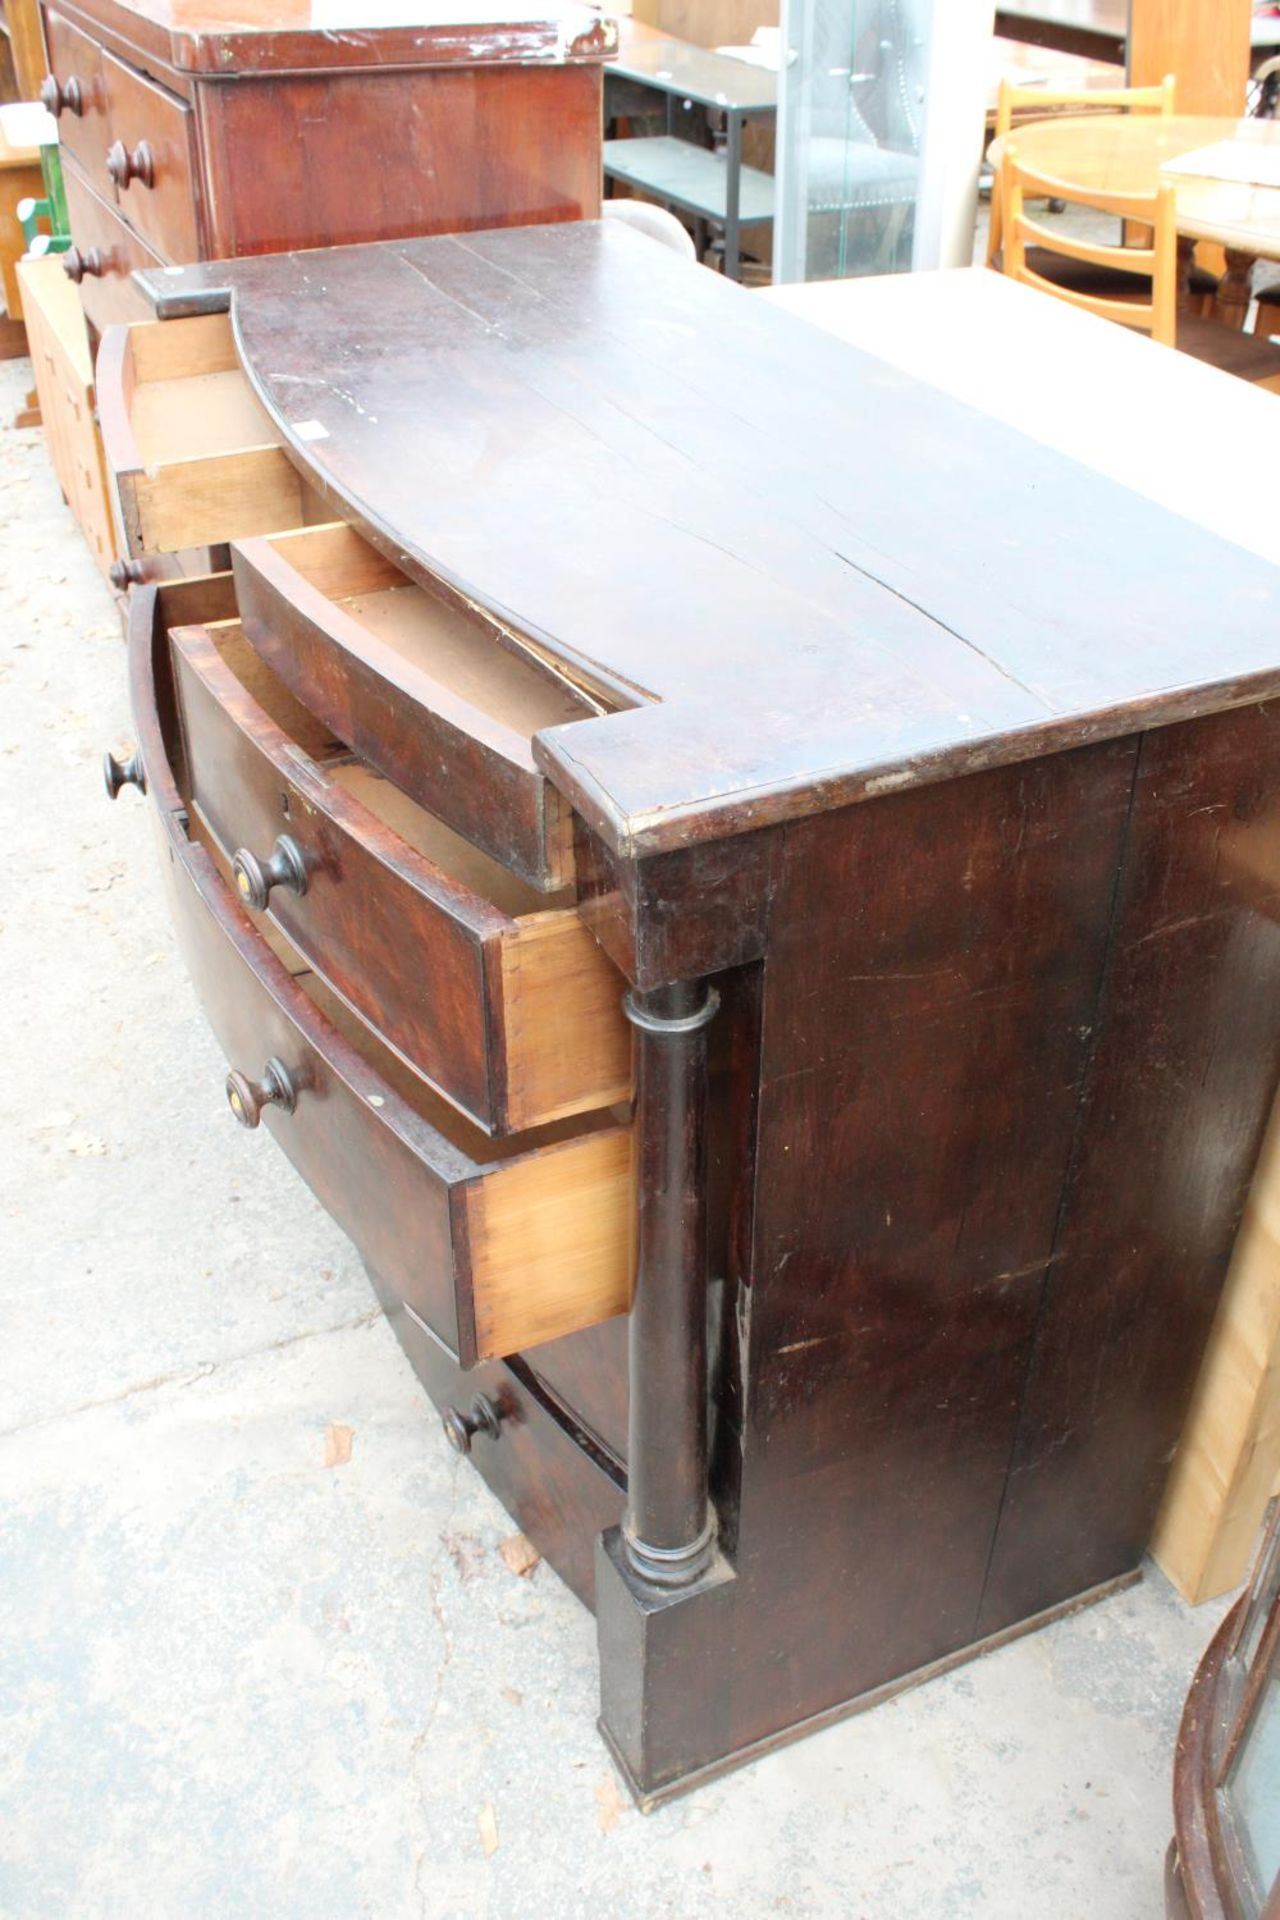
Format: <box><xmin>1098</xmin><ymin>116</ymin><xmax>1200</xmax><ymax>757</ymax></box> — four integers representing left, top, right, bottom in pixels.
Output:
<box><xmin>988</xmin><ymin>73</ymin><xmax>1216</xmax><ymax>315</ymax></box>
<box><xmin>1003</xmin><ymin>146</ymin><xmax>1280</xmax><ymax>391</ymax></box>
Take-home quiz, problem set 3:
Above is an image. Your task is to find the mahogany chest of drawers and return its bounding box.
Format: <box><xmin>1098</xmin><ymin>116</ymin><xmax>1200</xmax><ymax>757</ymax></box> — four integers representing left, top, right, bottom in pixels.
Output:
<box><xmin>38</xmin><ymin>0</ymin><xmax>615</xmax><ymax>337</ymax></box>
<box><xmin>101</xmin><ymin>223</ymin><xmax>1280</xmax><ymax>1805</ymax></box>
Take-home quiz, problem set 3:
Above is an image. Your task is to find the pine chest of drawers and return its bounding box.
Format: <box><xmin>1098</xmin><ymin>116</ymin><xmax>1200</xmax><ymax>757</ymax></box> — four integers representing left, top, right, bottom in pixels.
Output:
<box><xmin>102</xmin><ymin>224</ymin><xmax>1280</xmax><ymax>1806</ymax></box>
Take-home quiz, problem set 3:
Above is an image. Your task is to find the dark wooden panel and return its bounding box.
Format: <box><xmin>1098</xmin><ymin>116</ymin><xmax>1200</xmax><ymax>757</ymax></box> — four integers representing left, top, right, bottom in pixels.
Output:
<box><xmin>63</xmin><ymin>160</ymin><xmax>162</xmax><ymax>331</ymax></box>
<box><xmin>196</xmin><ymin>64</ymin><xmax>602</xmax><ymax>259</ymax></box>
<box><xmin>156</xmin><ymin>813</ymin><xmax>469</xmax><ymax>1357</ymax></box>
<box><xmin>51</xmin><ymin>0</ymin><xmax>616</xmax><ymax>78</ymax></box>
<box><xmin>722</xmin><ymin>739</ymin><xmax>1138</xmax><ymax>1739</ymax></box>
<box><xmin>977</xmin><ymin>701</ymin><xmax>1280</xmax><ymax>1637</ymax></box>
<box><xmin>231</xmin><ymin>533</ymin><xmax>578</xmax><ymax>895</ymax></box>
<box><xmin>101</xmin><ymin>43</ymin><xmax>198</xmax><ymax>259</ymax></box>
<box><xmin>135</xmin><ymin>223</ymin><xmax>1280</xmax><ymax>867</ymax></box>
<box><xmin>377</xmin><ymin>1285</ymin><xmax>625</xmax><ymax>1611</ymax></box>
<box><xmin>125</xmin><ymin>570</ymin><xmax>238</xmax><ymax>812</ymax></box>
<box><xmin>169</xmin><ymin>622</ymin><xmax>504</xmax><ymax>1130</ymax></box>
<box><xmin>527</xmin><ymin>1318</ymin><xmax>630</xmax><ymax>1466</ymax></box>
<box><xmin>42</xmin><ymin>9</ymin><xmax>113</xmax><ymax>191</ymax></box>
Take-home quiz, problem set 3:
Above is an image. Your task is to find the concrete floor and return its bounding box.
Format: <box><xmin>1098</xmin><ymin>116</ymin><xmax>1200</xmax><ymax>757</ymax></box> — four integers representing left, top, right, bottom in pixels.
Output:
<box><xmin>0</xmin><ymin>348</ymin><xmax>1238</xmax><ymax>1920</ymax></box>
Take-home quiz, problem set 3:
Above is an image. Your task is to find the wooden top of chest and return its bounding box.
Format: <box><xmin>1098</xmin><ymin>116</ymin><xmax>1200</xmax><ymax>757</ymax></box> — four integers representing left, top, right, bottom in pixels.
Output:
<box><xmin>137</xmin><ymin>223</ymin><xmax>1280</xmax><ymax>860</ymax></box>
<box><xmin>54</xmin><ymin>0</ymin><xmax>617</xmax><ymax>75</ymax></box>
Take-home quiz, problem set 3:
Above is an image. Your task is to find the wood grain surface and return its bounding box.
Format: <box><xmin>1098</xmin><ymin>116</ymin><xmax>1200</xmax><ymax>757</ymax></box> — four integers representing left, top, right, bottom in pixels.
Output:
<box><xmin>137</xmin><ymin>221</ymin><xmax>1280</xmax><ymax>863</ymax></box>
<box><xmin>45</xmin><ymin>0</ymin><xmax>618</xmax><ymax>76</ymax></box>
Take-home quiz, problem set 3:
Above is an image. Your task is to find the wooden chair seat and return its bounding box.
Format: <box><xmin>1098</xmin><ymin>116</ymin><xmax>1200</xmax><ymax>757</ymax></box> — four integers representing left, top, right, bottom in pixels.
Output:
<box><xmin>1177</xmin><ymin>313</ymin><xmax>1280</xmax><ymax>390</ymax></box>
<box><xmin>1027</xmin><ymin>248</ymin><xmax>1218</xmax><ymax>301</ymax></box>
<box><xmin>1254</xmin><ymin>283</ymin><xmax>1280</xmax><ymax>335</ymax></box>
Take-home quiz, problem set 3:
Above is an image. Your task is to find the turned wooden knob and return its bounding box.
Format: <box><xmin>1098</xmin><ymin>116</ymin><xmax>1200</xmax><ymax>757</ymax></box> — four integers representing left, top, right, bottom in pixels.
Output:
<box><xmin>442</xmin><ymin>1395</ymin><xmax>504</xmax><ymax>1457</ymax></box>
<box><xmin>62</xmin><ymin>246</ymin><xmax>105</xmax><ymax>284</ymax></box>
<box><xmin>41</xmin><ymin>73</ymin><xmax>84</xmax><ymax>118</ymax></box>
<box><xmin>231</xmin><ymin>835</ymin><xmax>308</xmax><ymax>912</ymax></box>
<box><xmin>108</xmin><ymin>559</ymin><xmax>146</xmax><ymax>591</ymax></box>
<box><xmin>102</xmin><ymin>749</ymin><xmax>146</xmax><ymax>800</ymax></box>
<box><xmin>106</xmin><ymin>138</ymin><xmax>154</xmax><ymax>191</ymax></box>
<box><xmin>225</xmin><ymin>1057</ymin><xmax>298</xmax><ymax>1130</ymax></box>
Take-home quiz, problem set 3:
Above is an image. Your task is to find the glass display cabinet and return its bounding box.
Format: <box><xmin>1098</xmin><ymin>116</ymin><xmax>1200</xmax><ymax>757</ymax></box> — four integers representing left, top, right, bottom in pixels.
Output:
<box><xmin>774</xmin><ymin>0</ymin><xmax>995</xmax><ymax>281</ymax></box>
<box><xmin>1168</xmin><ymin>1501</ymin><xmax>1280</xmax><ymax>1918</ymax></box>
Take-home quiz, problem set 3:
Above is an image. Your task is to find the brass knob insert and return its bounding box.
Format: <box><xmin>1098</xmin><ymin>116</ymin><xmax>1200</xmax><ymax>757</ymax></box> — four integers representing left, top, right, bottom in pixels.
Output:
<box><xmin>103</xmin><ymin>749</ymin><xmax>146</xmax><ymax>800</ymax></box>
<box><xmin>40</xmin><ymin>74</ymin><xmax>84</xmax><ymax>118</ymax></box>
<box><xmin>106</xmin><ymin>138</ymin><xmax>154</xmax><ymax>190</ymax></box>
<box><xmin>225</xmin><ymin>1057</ymin><xmax>298</xmax><ymax>1130</ymax></box>
<box><xmin>231</xmin><ymin>835</ymin><xmax>308</xmax><ymax>912</ymax></box>
<box><xmin>442</xmin><ymin>1396</ymin><xmax>503</xmax><ymax>1457</ymax></box>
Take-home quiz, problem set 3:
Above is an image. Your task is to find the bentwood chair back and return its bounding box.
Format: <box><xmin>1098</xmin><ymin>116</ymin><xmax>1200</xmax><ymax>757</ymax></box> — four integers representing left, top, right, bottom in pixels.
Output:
<box><xmin>986</xmin><ymin>74</ymin><xmax>1175</xmax><ymax>267</ymax></box>
<box><xmin>1003</xmin><ymin>147</ymin><xmax>1179</xmax><ymax>345</ymax></box>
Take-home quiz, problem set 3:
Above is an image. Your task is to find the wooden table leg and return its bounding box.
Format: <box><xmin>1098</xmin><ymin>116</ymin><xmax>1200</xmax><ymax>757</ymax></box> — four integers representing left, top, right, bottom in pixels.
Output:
<box><xmin>1216</xmin><ymin>248</ymin><xmax>1259</xmax><ymax>331</ymax></box>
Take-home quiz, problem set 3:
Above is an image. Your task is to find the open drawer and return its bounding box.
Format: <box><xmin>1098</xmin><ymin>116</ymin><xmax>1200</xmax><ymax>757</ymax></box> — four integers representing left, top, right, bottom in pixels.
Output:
<box><xmin>97</xmin><ymin>312</ymin><xmax>317</xmax><ymax>557</ymax></box>
<box><xmin>168</xmin><ymin>618</ymin><xmax>631</xmax><ymax>1135</ymax></box>
<box><xmin>231</xmin><ymin>522</ymin><xmax>609</xmax><ymax>893</ymax></box>
<box><xmin>155</xmin><ymin>805</ymin><xmax>633</xmax><ymax>1369</ymax></box>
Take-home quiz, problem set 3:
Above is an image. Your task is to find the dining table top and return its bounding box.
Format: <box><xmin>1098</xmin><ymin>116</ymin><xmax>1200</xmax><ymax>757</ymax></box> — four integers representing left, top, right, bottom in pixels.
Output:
<box><xmin>989</xmin><ymin>112</ymin><xmax>1280</xmax><ymax>256</ymax></box>
<box><xmin>763</xmin><ymin>266</ymin><xmax>1280</xmax><ymax>569</ymax></box>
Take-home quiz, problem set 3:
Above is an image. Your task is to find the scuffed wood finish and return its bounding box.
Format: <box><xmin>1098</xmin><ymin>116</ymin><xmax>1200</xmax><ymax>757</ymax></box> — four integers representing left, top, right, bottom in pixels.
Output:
<box><xmin>977</xmin><ymin>703</ymin><xmax>1280</xmax><ymax>1636</ymax></box>
<box><xmin>379</xmin><ymin>1290</ymin><xmax>625</xmax><ymax>1609</ymax></box>
<box><xmin>51</xmin><ymin>0</ymin><xmax>616</xmax><ymax>77</ymax></box>
<box><xmin>717</xmin><ymin>740</ymin><xmax>1141</xmax><ymax>1739</ymax></box>
<box><xmin>137</xmin><ymin>223</ymin><xmax>1280</xmax><ymax>864</ymax></box>
<box><xmin>168</xmin><ymin>616</ymin><xmax>630</xmax><ymax>1133</ymax></box>
<box><xmin>42</xmin><ymin>10</ymin><xmax>110</xmax><ymax>184</ymax></box>
<box><xmin>195</xmin><ymin>64</ymin><xmax>604</xmax><ymax>260</ymax></box>
<box><xmin>98</xmin><ymin>39</ymin><xmax>198</xmax><ymax>260</ymax></box>
<box><xmin>116</xmin><ymin>232</ymin><xmax>1280</xmax><ymax>1801</ymax></box>
<box><xmin>61</xmin><ymin>164</ymin><xmax>162</xmax><ymax>332</ymax></box>
<box><xmin>524</xmin><ymin>1318</ymin><xmax>630</xmax><ymax>1467</ymax></box>
<box><xmin>97</xmin><ymin>312</ymin><xmax>309</xmax><ymax>556</ymax></box>
<box><xmin>154</xmin><ymin>805</ymin><xmax>634</xmax><ymax>1369</ymax></box>
<box><xmin>133</xmin><ymin>596</ymin><xmax>633</xmax><ymax>1367</ymax></box>
<box><xmin>44</xmin><ymin>0</ymin><xmax>613</xmax><ymax>322</ymax></box>
<box><xmin>231</xmin><ymin>524</ymin><xmax>594</xmax><ymax>893</ymax></box>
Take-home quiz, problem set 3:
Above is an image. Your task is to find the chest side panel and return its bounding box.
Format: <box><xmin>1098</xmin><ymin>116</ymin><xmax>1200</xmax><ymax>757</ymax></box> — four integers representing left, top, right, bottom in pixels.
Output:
<box><xmin>727</xmin><ymin>736</ymin><xmax>1141</xmax><ymax>1740</ymax></box>
<box><xmin>977</xmin><ymin>698</ymin><xmax>1280</xmax><ymax>1636</ymax></box>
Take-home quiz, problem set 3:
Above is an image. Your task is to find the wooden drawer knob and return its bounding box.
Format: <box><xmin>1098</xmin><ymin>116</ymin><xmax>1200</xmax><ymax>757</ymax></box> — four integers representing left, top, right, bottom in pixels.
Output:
<box><xmin>225</xmin><ymin>1057</ymin><xmax>298</xmax><ymax>1129</ymax></box>
<box><xmin>442</xmin><ymin>1395</ymin><xmax>504</xmax><ymax>1457</ymax></box>
<box><xmin>63</xmin><ymin>246</ymin><xmax>105</xmax><ymax>284</ymax></box>
<box><xmin>232</xmin><ymin>835</ymin><xmax>308</xmax><ymax>912</ymax></box>
<box><xmin>102</xmin><ymin>749</ymin><xmax>146</xmax><ymax>800</ymax></box>
<box><xmin>40</xmin><ymin>74</ymin><xmax>84</xmax><ymax>118</ymax></box>
<box><xmin>108</xmin><ymin>559</ymin><xmax>147</xmax><ymax>591</ymax></box>
<box><xmin>106</xmin><ymin>139</ymin><xmax>155</xmax><ymax>191</ymax></box>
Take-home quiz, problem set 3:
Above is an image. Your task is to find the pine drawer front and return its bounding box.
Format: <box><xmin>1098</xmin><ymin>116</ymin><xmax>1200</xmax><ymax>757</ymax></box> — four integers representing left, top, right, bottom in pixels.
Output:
<box><xmin>42</xmin><ymin>11</ymin><xmax>112</xmax><ymax>193</ymax></box>
<box><xmin>97</xmin><ymin>313</ymin><xmax>310</xmax><ymax>557</ymax></box>
<box><xmin>98</xmin><ymin>47</ymin><xmax>199</xmax><ymax>262</ymax></box>
<box><xmin>154</xmin><ymin>808</ymin><xmax>634</xmax><ymax>1368</ymax></box>
<box><xmin>63</xmin><ymin>161</ymin><xmax>164</xmax><ymax>334</ymax></box>
<box><xmin>231</xmin><ymin>522</ymin><xmax>601</xmax><ymax>894</ymax></box>
<box><xmin>168</xmin><ymin>619</ymin><xmax>631</xmax><ymax>1134</ymax></box>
